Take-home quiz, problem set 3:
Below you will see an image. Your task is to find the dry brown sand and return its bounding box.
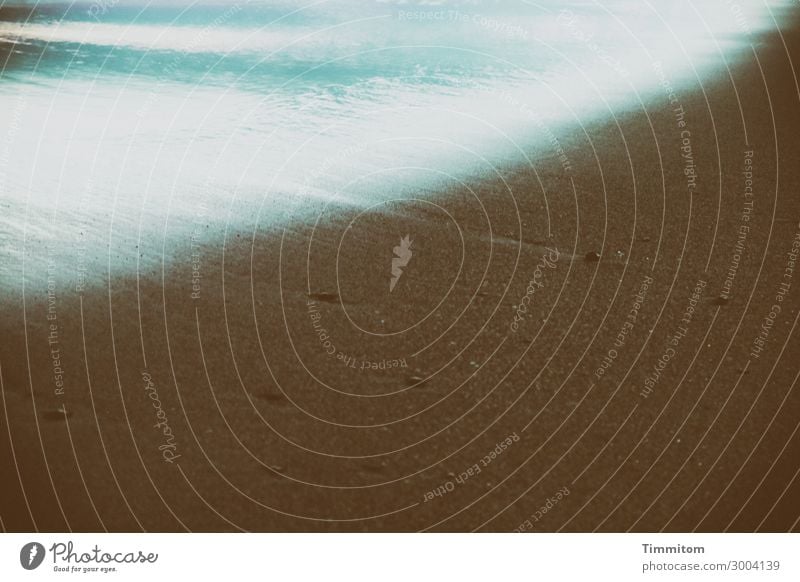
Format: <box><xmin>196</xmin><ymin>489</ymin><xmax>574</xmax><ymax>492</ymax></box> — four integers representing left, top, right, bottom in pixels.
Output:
<box><xmin>2</xmin><ymin>13</ymin><xmax>800</xmax><ymax>532</ymax></box>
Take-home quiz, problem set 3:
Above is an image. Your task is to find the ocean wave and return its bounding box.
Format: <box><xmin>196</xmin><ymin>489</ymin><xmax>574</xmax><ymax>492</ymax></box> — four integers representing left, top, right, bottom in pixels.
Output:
<box><xmin>0</xmin><ymin>0</ymin><xmax>793</xmax><ymax>287</ymax></box>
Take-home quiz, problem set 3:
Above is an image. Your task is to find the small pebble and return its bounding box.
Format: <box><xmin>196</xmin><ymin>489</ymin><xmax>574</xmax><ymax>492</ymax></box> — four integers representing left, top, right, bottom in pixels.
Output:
<box><xmin>584</xmin><ymin>251</ymin><xmax>601</xmax><ymax>262</ymax></box>
<box><xmin>711</xmin><ymin>296</ymin><xmax>729</xmax><ymax>306</ymax></box>
<box><xmin>406</xmin><ymin>375</ymin><xmax>428</xmax><ymax>387</ymax></box>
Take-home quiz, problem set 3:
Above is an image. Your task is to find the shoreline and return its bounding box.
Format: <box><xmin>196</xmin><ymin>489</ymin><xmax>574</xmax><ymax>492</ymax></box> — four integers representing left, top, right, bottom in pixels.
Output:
<box><xmin>2</xmin><ymin>12</ymin><xmax>800</xmax><ymax>532</ymax></box>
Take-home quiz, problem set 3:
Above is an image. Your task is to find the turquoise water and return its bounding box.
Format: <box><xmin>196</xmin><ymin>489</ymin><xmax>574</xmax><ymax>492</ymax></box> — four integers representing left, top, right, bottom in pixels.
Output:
<box><xmin>0</xmin><ymin>0</ymin><xmax>790</xmax><ymax>286</ymax></box>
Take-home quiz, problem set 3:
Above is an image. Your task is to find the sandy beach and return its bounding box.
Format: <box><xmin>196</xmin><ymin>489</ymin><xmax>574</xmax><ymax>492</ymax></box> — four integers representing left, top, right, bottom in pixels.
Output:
<box><xmin>2</xmin><ymin>8</ymin><xmax>800</xmax><ymax>533</ymax></box>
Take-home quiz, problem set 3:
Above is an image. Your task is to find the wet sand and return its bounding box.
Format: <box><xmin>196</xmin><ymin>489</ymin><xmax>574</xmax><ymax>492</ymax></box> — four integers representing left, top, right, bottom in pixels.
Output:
<box><xmin>2</xmin><ymin>14</ymin><xmax>800</xmax><ymax>532</ymax></box>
